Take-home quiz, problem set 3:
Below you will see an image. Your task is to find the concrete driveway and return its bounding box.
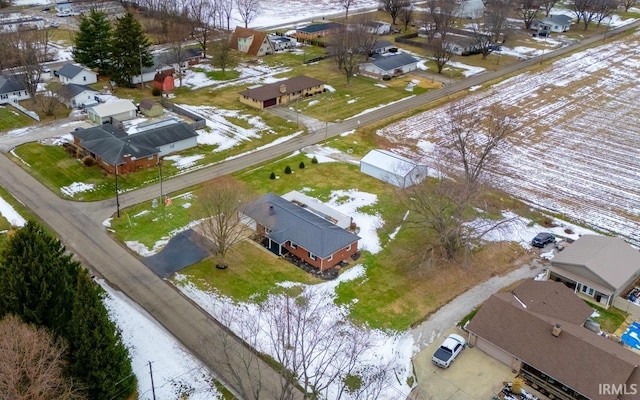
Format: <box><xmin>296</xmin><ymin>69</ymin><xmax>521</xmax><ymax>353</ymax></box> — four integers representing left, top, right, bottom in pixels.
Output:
<box><xmin>411</xmin><ymin>327</ymin><xmax>516</xmax><ymax>400</ymax></box>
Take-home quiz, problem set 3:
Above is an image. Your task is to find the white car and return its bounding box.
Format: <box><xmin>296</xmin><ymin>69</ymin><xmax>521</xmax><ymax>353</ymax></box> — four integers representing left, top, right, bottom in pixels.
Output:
<box><xmin>432</xmin><ymin>334</ymin><xmax>465</xmax><ymax>368</ymax></box>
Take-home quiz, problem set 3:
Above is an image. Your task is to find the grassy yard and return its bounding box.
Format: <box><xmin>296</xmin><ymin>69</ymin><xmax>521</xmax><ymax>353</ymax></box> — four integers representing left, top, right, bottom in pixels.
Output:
<box><xmin>0</xmin><ymin>105</ymin><xmax>36</xmax><ymax>132</ymax></box>
<box><xmin>587</xmin><ymin>301</ymin><xmax>628</xmax><ymax>333</ymax></box>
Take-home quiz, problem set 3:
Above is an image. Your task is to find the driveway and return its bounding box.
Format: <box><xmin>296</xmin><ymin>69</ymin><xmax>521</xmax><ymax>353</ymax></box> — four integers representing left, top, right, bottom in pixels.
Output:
<box><xmin>410</xmin><ymin>326</ymin><xmax>516</xmax><ymax>400</ymax></box>
<box><xmin>142</xmin><ymin>228</ymin><xmax>210</xmax><ymax>278</ymax></box>
<box><xmin>0</xmin><ymin>117</ymin><xmax>89</xmax><ymax>152</ymax></box>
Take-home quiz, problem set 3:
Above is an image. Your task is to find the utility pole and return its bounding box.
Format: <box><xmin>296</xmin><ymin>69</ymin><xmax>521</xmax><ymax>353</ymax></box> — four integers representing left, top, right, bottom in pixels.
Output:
<box><xmin>158</xmin><ymin>159</ymin><xmax>163</xmax><ymax>202</ymax></box>
<box><xmin>115</xmin><ymin>165</ymin><xmax>120</xmax><ymax>218</ymax></box>
<box><xmin>139</xmin><ymin>47</ymin><xmax>144</xmax><ymax>91</ymax></box>
<box><xmin>148</xmin><ymin>361</ymin><xmax>156</xmax><ymax>400</ymax></box>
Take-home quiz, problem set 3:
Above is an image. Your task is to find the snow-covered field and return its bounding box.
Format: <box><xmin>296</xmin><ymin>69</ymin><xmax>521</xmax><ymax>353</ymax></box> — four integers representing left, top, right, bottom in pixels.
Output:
<box><xmin>377</xmin><ymin>32</ymin><xmax>640</xmax><ymax>245</ymax></box>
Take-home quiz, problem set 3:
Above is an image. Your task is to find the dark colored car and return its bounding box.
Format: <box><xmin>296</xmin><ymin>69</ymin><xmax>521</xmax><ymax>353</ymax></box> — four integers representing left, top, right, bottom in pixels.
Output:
<box><xmin>532</xmin><ymin>232</ymin><xmax>555</xmax><ymax>248</ymax></box>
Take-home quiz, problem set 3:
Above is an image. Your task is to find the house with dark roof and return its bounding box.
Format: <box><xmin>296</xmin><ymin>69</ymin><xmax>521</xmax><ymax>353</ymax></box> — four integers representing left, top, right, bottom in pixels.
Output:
<box><xmin>370</xmin><ymin>40</ymin><xmax>395</xmax><ymax>55</ymax></box>
<box><xmin>87</xmin><ymin>100</ymin><xmax>138</xmax><ymax>124</ymax></box>
<box><xmin>359</xmin><ymin>52</ymin><xmax>418</xmax><ymax>80</ymax></box>
<box><xmin>139</xmin><ymin>99</ymin><xmax>163</xmax><ymax>117</ymax></box>
<box><xmin>295</xmin><ymin>22</ymin><xmax>343</xmax><ymax>40</ymax></box>
<box><xmin>467</xmin><ymin>280</ymin><xmax>640</xmax><ymax>400</ymax></box>
<box><xmin>269</xmin><ymin>34</ymin><xmax>297</xmax><ymax>51</ymax></box>
<box><xmin>240</xmin><ymin>193</ymin><xmax>360</xmax><ymax>270</ymax></box>
<box><xmin>56</xmin><ymin>83</ymin><xmax>98</xmax><ymax>108</ymax></box>
<box><xmin>230</xmin><ymin>27</ymin><xmax>275</xmax><ymax>56</ymax></box>
<box><xmin>57</xmin><ymin>63</ymin><xmax>98</xmax><ymax>85</ymax></box>
<box><xmin>550</xmin><ymin>235</ymin><xmax>640</xmax><ymax>308</ymax></box>
<box><xmin>71</xmin><ymin>121</ymin><xmax>198</xmax><ymax>174</ymax></box>
<box><xmin>238</xmin><ymin>76</ymin><xmax>325</xmax><ymax>109</ymax></box>
<box><xmin>532</xmin><ymin>14</ymin><xmax>573</xmax><ymax>34</ymax></box>
<box><xmin>0</xmin><ymin>75</ymin><xmax>29</xmax><ymax>104</ymax></box>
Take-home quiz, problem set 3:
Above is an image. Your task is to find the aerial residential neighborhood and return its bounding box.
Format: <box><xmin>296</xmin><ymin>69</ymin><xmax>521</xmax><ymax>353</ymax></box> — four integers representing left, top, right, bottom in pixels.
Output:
<box><xmin>1</xmin><ymin>0</ymin><xmax>640</xmax><ymax>399</ymax></box>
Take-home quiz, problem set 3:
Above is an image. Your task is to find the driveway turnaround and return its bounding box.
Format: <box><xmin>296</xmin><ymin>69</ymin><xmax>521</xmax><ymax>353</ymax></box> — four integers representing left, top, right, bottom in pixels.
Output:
<box><xmin>142</xmin><ymin>229</ymin><xmax>210</xmax><ymax>278</ymax></box>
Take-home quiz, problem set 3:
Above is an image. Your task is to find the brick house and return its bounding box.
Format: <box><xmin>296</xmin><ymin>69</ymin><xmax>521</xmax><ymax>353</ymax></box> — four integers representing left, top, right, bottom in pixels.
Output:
<box><xmin>240</xmin><ymin>193</ymin><xmax>360</xmax><ymax>270</ymax></box>
<box><xmin>238</xmin><ymin>76</ymin><xmax>325</xmax><ymax>109</ymax></box>
<box><xmin>295</xmin><ymin>22</ymin><xmax>342</xmax><ymax>40</ymax></box>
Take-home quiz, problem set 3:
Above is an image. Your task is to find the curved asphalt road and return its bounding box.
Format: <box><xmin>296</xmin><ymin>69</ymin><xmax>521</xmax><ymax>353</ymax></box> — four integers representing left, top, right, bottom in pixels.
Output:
<box><xmin>0</xmin><ymin>20</ymin><xmax>638</xmax><ymax>399</ymax></box>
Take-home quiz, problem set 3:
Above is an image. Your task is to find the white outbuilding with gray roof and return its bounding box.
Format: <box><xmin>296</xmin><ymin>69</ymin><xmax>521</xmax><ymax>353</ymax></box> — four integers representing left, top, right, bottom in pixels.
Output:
<box><xmin>360</xmin><ymin>149</ymin><xmax>428</xmax><ymax>188</ymax></box>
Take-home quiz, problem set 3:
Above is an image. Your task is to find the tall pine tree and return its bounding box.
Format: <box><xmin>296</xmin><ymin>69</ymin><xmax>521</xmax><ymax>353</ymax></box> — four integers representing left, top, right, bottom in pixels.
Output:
<box><xmin>110</xmin><ymin>12</ymin><xmax>154</xmax><ymax>87</ymax></box>
<box><xmin>66</xmin><ymin>272</ymin><xmax>136</xmax><ymax>400</ymax></box>
<box><xmin>73</xmin><ymin>9</ymin><xmax>112</xmax><ymax>74</ymax></box>
<box><xmin>0</xmin><ymin>221</ymin><xmax>79</xmax><ymax>336</ymax></box>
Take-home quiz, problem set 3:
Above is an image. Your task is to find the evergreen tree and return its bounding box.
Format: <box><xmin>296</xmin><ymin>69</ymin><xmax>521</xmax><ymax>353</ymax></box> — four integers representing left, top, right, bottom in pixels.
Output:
<box><xmin>66</xmin><ymin>271</ymin><xmax>136</xmax><ymax>400</ymax></box>
<box><xmin>0</xmin><ymin>221</ymin><xmax>79</xmax><ymax>336</ymax></box>
<box><xmin>73</xmin><ymin>9</ymin><xmax>112</xmax><ymax>74</ymax></box>
<box><xmin>110</xmin><ymin>12</ymin><xmax>154</xmax><ymax>87</ymax></box>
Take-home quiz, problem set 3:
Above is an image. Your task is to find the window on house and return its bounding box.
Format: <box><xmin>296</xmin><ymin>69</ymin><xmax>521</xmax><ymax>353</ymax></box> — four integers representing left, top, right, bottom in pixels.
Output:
<box><xmin>147</xmin><ymin>155</ymin><xmax>154</xmax><ymax>160</ymax></box>
<box><xmin>291</xmin><ymin>242</ymin><xmax>297</xmax><ymax>249</ymax></box>
<box><xmin>328</xmin><ymin>254</ymin><xmax>333</xmax><ymax>261</ymax></box>
<box><xmin>581</xmin><ymin>285</ymin><xmax>594</xmax><ymax>296</ymax></box>
<box><xmin>309</xmin><ymin>252</ymin><xmax>317</xmax><ymax>261</ymax></box>
<box><xmin>346</xmin><ymin>244</ymin><xmax>352</xmax><ymax>251</ymax></box>
<box><xmin>265</xmin><ymin>228</ymin><xmax>272</xmax><ymax>235</ymax></box>
<box><xmin>83</xmin><ymin>76</ymin><xmax>86</xmax><ymax>81</ymax></box>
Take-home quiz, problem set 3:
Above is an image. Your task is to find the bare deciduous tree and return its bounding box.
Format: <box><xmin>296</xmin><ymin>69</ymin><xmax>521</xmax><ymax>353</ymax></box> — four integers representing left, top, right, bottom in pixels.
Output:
<box><xmin>518</xmin><ymin>0</ymin><xmax>540</xmax><ymax>29</ymax></box>
<box><xmin>193</xmin><ymin>176</ymin><xmax>252</xmax><ymax>268</ymax></box>
<box><xmin>220</xmin><ymin>0</ymin><xmax>234</xmax><ymax>30</ymax></box>
<box><xmin>328</xmin><ymin>22</ymin><xmax>375</xmax><ymax>84</ymax></box>
<box><xmin>622</xmin><ymin>0</ymin><xmax>638</xmax><ymax>11</ymax></box>
<box><xmin>36</xmin><ymin>84</ymin><xmax>61</xmax><ymax>117</ymax></box>
<box><xmin>539</xmin><ymin>0</ymin><xmax>558</xmax><ymax>16</ymax></box>
<box><xmin>432</xmin><ymin>39</ymin><xmax>453</xmax><ymax>73</ymax></box>
<box><xmin>469</xmin><ymin>23</ymin><xmax>495</xmax><ymax>59</ymax></box>
<box><xmin>379</xmin><ymin>0</ymin><xmax>409</xmax><ymax>25</ymax></box>
<box><xmin>188</xmin><ymin>0</ymin><xmax>215</xmax><ymax>57</ymax></box>
<box><xmin>343</xmin><ymin>0</ymin><xmax>353</xmax><ymax>20</ymax></box>
<box><xmin>0</xmin><ymin>315</ymin><xmax>85</xmax><ymax>400</ymax></box>
<box><xmin>573</xmin><ymin>0</ymin><xmax>600</xmax><ymax>29</ymax></box>
<box><xmin>407</xmin><ymin>102</ymin><xmax>515</xmax><ymax>261</ymax></box>
<box><xmin>399</xmin><ymin>0</ymin><xmax>415</xmax><ymax>31</ymax></box>
<box><xmin>235</xmin><ymin>0</ymin><xmax>260</xmax><ymax>28</ymax></box>
<box><xmin>213</xmin><ymin>35</ymin><xmax>235</xmax><ymax>73</ymax></box>
<box><xmin>422</xmin><ymin>0</ymin><xmax>457</xmax><ymax>43</ymax></box>
<box><xmin>483</xmin><ymin>0</ymin><xmax>513</xmax><ymax>43</ymax></box>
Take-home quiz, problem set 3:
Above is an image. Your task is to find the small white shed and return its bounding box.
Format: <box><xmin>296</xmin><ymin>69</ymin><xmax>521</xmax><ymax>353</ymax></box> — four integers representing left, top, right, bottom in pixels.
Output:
<box><xmin>87</xmin><ymin>100</ymin><xmax>137</xmax><ymax>124</ymax></box>
<box><xmin>360</xmin><ymin>149</ymin><xmax>428</xmax><ymax>188</ymax></box>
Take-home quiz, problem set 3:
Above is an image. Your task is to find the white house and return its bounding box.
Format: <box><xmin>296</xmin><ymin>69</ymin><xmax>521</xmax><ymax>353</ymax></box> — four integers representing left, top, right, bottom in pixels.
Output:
<box><xmin>531</xmin><ymin>14</ymin><xmax>573</xmax><ymax>33</ymax></box>
<box><xmin>359</xmin><ymin>52</ymin><xmax>418</xmax><ymax>80</ymax></box>
<box><xmin>269</xmin><ymin>34</ymin><xmax>297</xmax><ymax>51</ymax></box>
<box><xmin>0</xmin><ymin>16</ymin><xmax>46</xmax><ymax>33</ymax></box>
<box><xmin>57</xmin><ymin>84</ymin><xmax>98</xmax><ymax>109</ymax></box>
<box><xmin>0</xmin><ymin>75</ymin><xmax>30</xmax><ymax>105</ymax></box>
<box><xmin>363</xmin><ymin>21</ymin><xmax>391</xmax><ymax>35</ymax></box>
<box><xmin>370</xmin><ymin>40</ymin><xmax>395</xmax><ymax>55</ymax></box>
<box><xmin>360</xmin><ymin>149</ymin><xmax>428</xmax><ymax>188</ymax></box>
<box><xmin>57</xmin><ymin>63</ymin><xmax>98</xmax><ymax>85</ymax></box>
<box><xmin>87</xmin><ymin>100</ymin><xmax>137</xmax><ymax>124</ymax></box>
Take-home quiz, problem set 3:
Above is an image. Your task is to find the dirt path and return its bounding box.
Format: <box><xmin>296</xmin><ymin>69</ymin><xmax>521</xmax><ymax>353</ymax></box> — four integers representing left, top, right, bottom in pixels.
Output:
<box><xmin>410</xmin><ymin>257</ymin><xmax>548</xmax><ymax>351</ymax></box>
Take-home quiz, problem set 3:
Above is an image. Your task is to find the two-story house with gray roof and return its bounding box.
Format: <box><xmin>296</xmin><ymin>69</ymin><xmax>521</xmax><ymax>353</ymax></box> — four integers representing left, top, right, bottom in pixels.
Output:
<box><xmin>0</xmin><ymin>75</ymin><xmax>29</xmax><ymax>104</ymax></box>
<box><xmin>240</xmin><ymin>193</ymin><xmax>360</xmax><ymax>270</ymax></box>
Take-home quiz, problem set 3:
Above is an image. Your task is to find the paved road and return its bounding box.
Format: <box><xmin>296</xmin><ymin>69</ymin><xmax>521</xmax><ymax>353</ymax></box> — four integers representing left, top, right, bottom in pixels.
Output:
<box><xmin>1</xmin><ymin>20</ymin><xmax>638</xmax><ymax>399</ymax></box>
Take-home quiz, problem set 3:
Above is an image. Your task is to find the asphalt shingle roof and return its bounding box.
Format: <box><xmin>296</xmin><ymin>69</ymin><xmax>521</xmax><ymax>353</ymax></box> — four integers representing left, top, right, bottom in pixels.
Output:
<box><xmin>57</xmin><ymin>63</ymin><xmax>86</xmax><ymax>79</ymax></box>
<box><xmin>238</xmin><ymin>76</ymin><xmax>324</xmax><ymax>102</ymax></box>
<box><xmin>367</xmin><ymin>53</ymin><xmax>417</xmax><ymax>72</ymax></box>
<box><xmin>0</xmin><ymin>75</ymin><xmax>26</xmax><ymax>93</ymax></box>
<box><xmin>297</xmin><ymin>22</ymin><xmax>342</xmax><ymax>34</ymax></box>
<box><xmin>56</xmin><ymin>83</ymin><xmax>97</xmax><ymax>100</ymax></box>
<box><xmin>242</xmin><ymin>193</ymin><xmax>360</xmax><ymax>258</ymax></box>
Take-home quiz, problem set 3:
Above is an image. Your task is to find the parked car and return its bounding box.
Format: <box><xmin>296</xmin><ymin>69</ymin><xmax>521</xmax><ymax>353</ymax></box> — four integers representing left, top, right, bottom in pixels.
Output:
<box><xmin>432</xmin><ymin>334</ymin><xmax>465</xmax><ymax>368</ymax></box>
<box><xmin>532</xmin><ymin>232</ymin><xmax>555</xmax><ymax>248</ymax></box>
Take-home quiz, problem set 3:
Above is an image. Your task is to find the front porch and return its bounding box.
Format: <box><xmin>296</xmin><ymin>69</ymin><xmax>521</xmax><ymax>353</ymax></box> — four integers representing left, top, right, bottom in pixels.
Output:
<box><xmin>549</xmin><ymin>273</ymin><xmax>612</xmax><ymax>308</ymax></box>
<box><xmin>520</xmin><ymin>363</ymin><xmax>589</xmax><ymax>400</ymax></box>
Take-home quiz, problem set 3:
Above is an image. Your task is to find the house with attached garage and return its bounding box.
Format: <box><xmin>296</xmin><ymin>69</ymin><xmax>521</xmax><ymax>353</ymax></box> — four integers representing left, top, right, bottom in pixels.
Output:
<box><xmin>467</xmin><ymin>280</ymin><xmax>640</xmax><ymax>400</ymax></box>
<box><xmin>230</xmin><ymin>27</ymin><xmax>275</xmax><ymax>56</ymax></box>
<box><xmin>0</xmin><ymin>75</ymin><xmax>30</xmax><ymax>104</ymax></box>
<box><xmin>295</xmin><ymin>22</ymin><xmax>343</xmax><ymax>40</ymax></box>
<box><xmin>359</xmin><ymin>52</ymin><xmax>418</xmax><ymax>79</ymax></box>
<box><xmin>56</xmin><ymin>84</ymin><xmax>98</xmax><ymax>109</ymax></box>
<box><xmin>269</xmin><ymin>34</ymin><xmax>297</xmax><ymax>51</ymax></box>
<box><xmin>70</xmin><ymin>121</ymin><xmax>198</xmax><ymax>174</ymax></box>
<box><xmin>240</xmin><ymin>192</ymin><xmax>360</xmax><ymax>271</ymax></box>
<box><xmin>87</xmin><ymin>100</ymin><xmax>137</xmax><ymax>125</ymax></box>
<box><xmin>56</xmin><ymin>63</ymin><xmax>98</xmax><ymax>85</ymax></box>
<box><xmin>360</xmin><ymin>149</ymin><xmax>428</xmax><ymax>188</ymax></box>
<box><xmin>370</xmin><ymin>40</ymin><xmax>395</xmax><ymax>55</ymax></box>
<box><xmin>238</xmin><ymin>76</ymin><xmax>325</xmax><ymax>109</ymax></box>
<box><xmin>550</xmin><ymin>235</ymin><xmax>640</xmax><ymax>309</ymax></box>
<box><xmin>531</xmin><ymin>14</ymin><xmax>573</xmax><ymax>34</ymax></box>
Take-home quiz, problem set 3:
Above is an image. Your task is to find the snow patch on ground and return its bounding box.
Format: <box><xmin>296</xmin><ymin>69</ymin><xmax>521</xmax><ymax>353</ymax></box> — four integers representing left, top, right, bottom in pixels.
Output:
<box><xmin>60</xmin><ymin>182</ymin><xmax>95</xmax><ymax>197</ymax></box>
<box><xmin>0</xmin><ymin>195</ymin><xmax>26</xmax><ymax>227</ymax></box>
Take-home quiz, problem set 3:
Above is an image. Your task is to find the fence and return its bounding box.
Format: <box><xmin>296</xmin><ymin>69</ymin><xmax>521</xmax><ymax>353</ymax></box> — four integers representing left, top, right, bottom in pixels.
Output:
<box><xmin>613</xmin><ymin>296</ymin><xmax>640</xmax><ymax>318</ymax></box>
<box><xmin>395</xmin><ymin>32</ymin><xmax>422</xmax><ymax>48</ymax></box>
<box><xmin>160</xmin><ymin>99</ymin><xmax>206</xmax><ymax>129</ymax></box>
<box><xmin>9</xmin><ymin>101</ymin><xmax>40</xmax><ymax>122</ymax></box>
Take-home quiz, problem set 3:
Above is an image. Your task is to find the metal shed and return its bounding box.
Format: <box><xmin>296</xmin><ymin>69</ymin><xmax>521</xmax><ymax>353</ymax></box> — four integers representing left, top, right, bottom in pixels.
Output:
<box><xmin>359</xmin><ymin>149</ymin><xmax>428</xmax><ymax>188</ymax></box>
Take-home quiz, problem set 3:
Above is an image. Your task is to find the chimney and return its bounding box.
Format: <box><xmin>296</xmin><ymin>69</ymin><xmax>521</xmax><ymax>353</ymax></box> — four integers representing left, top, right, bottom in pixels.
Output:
<box><xmin>552</xmin><ymin>323</ymin><xmax>562</xmax><ymax>337</ymax></box>
<box><xmin>268</xmin><ymin>205</ymin><xmax>275</xmax><ymax>215</ymax></box>
<box><xmin>279</xmin><ymin>84</ymin><xmax>286</xmax><ymax>93</ymax></box>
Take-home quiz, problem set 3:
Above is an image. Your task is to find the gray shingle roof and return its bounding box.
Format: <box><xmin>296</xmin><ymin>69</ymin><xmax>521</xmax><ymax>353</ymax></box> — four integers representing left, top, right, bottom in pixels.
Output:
<box><xmin>57</xmin><ymin>83</ymin><xmax>97</xmax><ymax>100</ymax></box>
<box><xmin>0</xmin><ymin>75</ymin><xmax>26</xmax><ymax>93</ymax></box>
<box><xmin>239</xmin><ymin>76</ymin><xmax>324</xmax><ymax>102</ymax></box>
<box><xmin>371</xmin><ymin>40</ymin><xmax>393</xmax><ymax>51</ymax></box>
<box><xmin>57</xmin><ymin>63</ymin><xmax>86</xmax><ymax>79</ymax></box>
<box><xmin>242</xmin><ymin>193</ymin><xmax>360</xmax><ymax>258</ymax></box>
<box><xmin>297</xmin><ymin>22</ymin><xmax>342</xmax><ymax>34</ymax></box>
<box><xmin>71</xmin><ymin>122</ymin><xmax>197</xmax><ymax>165</ymax></box>
<box><xmin>551</xmin><ymin>235</ymin><xmax>640</xmax><ymax>290</ymax></box>
<box><xmin>367</xmin><ymin>53</ymin><xmax>417</xmax><ymax>71</ymax></box>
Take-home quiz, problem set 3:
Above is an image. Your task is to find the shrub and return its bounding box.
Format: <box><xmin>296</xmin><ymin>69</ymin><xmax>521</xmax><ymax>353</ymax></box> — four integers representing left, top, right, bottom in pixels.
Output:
<box><xmin>151</xmin><ymin>88</ymin><xmax>162</xmax><ymax>97</ymax></box>
<box><xmin>284</xmin><ymin>165</ymin><xmax>292</xmax><ymax>174</ymax></box>
<box><xmin>299</xmin><ymin>161</ymin><xmax>305</xmax><ymax>169</ymax></box>
<box><xmin>311</xmin><ymin>156</ymin><xmax>318</xmax><ymax>164</ymax></box>
<box><xmin>269</xmin><ymin>172</ymin><xmax>276</xmax><ymax>179</ymax></box>
<box><xmin>382</xmin><ymin>75</ymin><xmax>391</xmax><ymax>81</ymax></box>
<box><xmin>82</xmin><ymin>156</ymin><xmax>95</xmax><ymax>167</ymax></box>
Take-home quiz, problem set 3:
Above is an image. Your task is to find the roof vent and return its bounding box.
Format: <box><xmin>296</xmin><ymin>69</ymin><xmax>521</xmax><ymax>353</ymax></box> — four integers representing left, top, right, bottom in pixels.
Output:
<box><xmin>269</xmin><ymin>205</ymin><xmax>275</xmax><ymax>215</ymax></box>
<box><xmin>279</xmin><ymin>84</ymin><xmax>286</xmax><ymax>93</ymax></box>
<box><xmin>552</xmin><ymin>323</ymin><xmax>562</xmax><ymax>337</ymax></box>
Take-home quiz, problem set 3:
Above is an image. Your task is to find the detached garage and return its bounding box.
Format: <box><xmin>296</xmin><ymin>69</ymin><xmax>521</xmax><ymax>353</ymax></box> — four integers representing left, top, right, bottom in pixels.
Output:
<box><xmin>360</xmin><ymin>149</ymin><xmax>428</xmax><ymax>188</ymax></box>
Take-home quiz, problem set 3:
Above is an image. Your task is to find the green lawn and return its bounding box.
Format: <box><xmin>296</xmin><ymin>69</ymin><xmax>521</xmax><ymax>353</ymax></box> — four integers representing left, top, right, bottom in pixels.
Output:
<box><xmin>0</xmin><ymin>105</ymin><xmax>36</xmax><ymax>132</ymax></box>
<box><xmin>587</xmin><ymin>301</ymin><xmax>628</xmax><ymax>333</ymax></box>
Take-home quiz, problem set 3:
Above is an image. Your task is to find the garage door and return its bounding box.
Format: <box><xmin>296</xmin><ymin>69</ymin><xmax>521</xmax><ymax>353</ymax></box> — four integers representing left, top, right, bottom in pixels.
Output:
<box><xmin>264</xmin><ymin>98</ymin><xmax>277</xmax><ymax>108</ymax></box>
<box><xmin>476</xmin><ymin>337</ymin><xmax>514</xmax><ymax>366</ymax></box>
